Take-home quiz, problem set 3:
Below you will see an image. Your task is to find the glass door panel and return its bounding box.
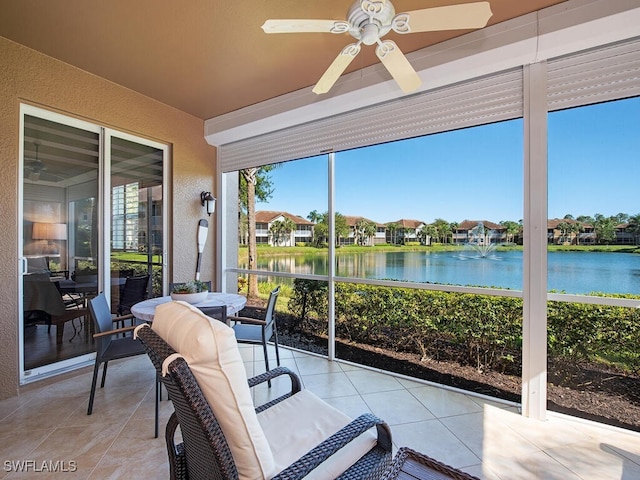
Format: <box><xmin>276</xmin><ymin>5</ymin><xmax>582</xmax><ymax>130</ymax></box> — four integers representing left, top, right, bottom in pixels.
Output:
<box><xmin>22</xmin><ymin>112</ymin><xmax>100</xmax><ymax>376</ymax></box>
<box><xmin>109</xmin><ymin>135</ymin><xmax>165</xmax><ymax>316</ymax></box>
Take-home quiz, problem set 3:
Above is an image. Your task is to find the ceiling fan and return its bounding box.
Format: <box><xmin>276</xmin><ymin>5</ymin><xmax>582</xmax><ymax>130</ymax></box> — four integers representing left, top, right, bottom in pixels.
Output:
<box><xmin>24</xmin><ymin>142</ymin><xmax>63</xmax><ymax>182</ymax></box>
<box><xmin>262</xmin><ymin>0</ymin><xmax>493</xmax><ymax>94</ymax></box>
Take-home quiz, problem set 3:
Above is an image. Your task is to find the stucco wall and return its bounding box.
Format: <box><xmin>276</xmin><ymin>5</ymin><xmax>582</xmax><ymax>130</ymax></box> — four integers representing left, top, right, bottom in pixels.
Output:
<box><xmin>0</xmin><ymin>36</ymin><xmax>216</xmax><ymax>399</ymax></box>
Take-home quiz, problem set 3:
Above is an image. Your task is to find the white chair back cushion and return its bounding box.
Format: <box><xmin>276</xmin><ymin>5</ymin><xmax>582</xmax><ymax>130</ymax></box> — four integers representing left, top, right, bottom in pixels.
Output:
<box><xmin>258</xmin><ymin>389</ymin><xmax>377</xmax><ymax>479</ymax></box>
<box><xmin>153</xmin><ymin>301</ymin><xmax>276</xmax><ymax>479</ymax></box>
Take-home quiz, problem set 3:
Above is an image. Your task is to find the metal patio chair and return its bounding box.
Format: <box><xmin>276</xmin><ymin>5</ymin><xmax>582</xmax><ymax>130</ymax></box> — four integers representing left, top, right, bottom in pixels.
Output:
<box><xmin>87</xmin><ymin>292</ymin><xmax>161</xmax><ymax>437</ymax></box>
<box><xmin>229</xmin><ymin>286</ymin><xmax>281</xmax><ymax>381</ymax></box>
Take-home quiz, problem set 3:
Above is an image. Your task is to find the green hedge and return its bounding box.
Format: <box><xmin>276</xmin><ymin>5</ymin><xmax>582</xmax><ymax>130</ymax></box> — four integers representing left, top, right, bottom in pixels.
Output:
<box><xmin>287</xmin><ymin>279</ymin><xmax>640</xmax><ymax>374</ymax></box>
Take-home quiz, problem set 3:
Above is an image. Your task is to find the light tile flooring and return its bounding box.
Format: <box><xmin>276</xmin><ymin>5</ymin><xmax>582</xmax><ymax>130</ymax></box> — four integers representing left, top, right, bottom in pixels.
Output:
<box><xmin>1</xmin><ymin>344</ymin><xmax>639</xmax><ymax>479</ymax></box>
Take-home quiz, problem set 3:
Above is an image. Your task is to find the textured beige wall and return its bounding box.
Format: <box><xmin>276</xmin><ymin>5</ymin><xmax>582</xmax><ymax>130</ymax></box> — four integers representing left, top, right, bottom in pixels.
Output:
<box><xmin>0</xmin><ymin>36</ymin><xmax>217</xmax><ymax>399</ymax></box>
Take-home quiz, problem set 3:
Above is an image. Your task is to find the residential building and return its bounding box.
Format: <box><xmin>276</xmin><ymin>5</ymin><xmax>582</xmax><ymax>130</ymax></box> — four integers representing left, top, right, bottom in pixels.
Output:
<box><xmin>342</xmin><ymin>215</ymin><xmax>386</xmax><ymax>246</ymax></box>
<box><xmin>254</xmin><ymin>211</ymin><xmax>314</xmax><ymax>246</ymax></box>
<box><xmin>546</xmin><ymin>218</ymin><xmax>595</xmax><ymax>245</ymax></box>
<box><xmin>454</xmin><ymin>220</ymin><xmax>506</xmax><ymax>245</ymax></box>
<box><xmin>615</xmin><ymin>223</ymin><xmax>637</xmax><ymax>245</ymax></box>
<box><xmin>385</xmin><ymin>219</ymin><xmax>427</xmax><ymax>245</ymax></box>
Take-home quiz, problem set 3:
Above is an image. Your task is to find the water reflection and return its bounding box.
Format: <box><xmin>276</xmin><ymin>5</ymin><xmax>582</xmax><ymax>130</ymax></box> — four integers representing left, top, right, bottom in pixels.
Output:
<box><xmin>239</xmin><ymin>250</ymin><xmax>640</xmax><ymax>294</ymax></box>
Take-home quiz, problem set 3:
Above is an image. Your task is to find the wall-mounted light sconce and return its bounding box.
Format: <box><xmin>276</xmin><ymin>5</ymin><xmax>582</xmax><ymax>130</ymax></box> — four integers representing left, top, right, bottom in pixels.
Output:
<box><xmin>200</xmin><ymin>191</ymin><xmax>216</xmax><ymax>216</ymax></box>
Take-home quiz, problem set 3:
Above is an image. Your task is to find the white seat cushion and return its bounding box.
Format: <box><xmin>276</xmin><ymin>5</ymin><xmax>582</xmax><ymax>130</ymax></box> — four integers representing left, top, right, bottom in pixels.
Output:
<box><xmin>258</xmin><ymin>389</ymin><xmax>377</xmax><ymax>480</ymax></box>
<box><xmin>152</xmin><ymin>301</ymin><xmax>276</xmax><ymax>480</ymax></box>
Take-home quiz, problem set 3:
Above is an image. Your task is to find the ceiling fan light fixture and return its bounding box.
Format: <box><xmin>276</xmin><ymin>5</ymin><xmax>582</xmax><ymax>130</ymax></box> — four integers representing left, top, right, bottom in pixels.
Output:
<box><xmin>360</xmin><ymin>23</ymin><xmax>380</xmax><ymax>45</ymax></box>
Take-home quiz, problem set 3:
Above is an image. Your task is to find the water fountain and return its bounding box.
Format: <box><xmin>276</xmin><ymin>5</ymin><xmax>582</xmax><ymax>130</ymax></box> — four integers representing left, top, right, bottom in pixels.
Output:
<box><xmin>464</xmin><ymin>222</ymin><xmax>497</xmax><ymax>258</ymax></box>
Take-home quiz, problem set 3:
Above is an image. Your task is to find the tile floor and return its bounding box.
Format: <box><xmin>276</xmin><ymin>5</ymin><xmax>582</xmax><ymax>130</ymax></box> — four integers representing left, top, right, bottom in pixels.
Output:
<box><xmin>1</xmin><ymin>344</ymin><xmax>639</xmax><ymax>479</ymax></box>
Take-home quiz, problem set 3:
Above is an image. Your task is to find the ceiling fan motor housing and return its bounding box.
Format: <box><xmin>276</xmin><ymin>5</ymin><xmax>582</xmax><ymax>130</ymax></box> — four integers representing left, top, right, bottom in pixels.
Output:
<box><xmin>348</xmin><ymin>0</ymin><xmax>395</xmax><ymax>45</ymax></box>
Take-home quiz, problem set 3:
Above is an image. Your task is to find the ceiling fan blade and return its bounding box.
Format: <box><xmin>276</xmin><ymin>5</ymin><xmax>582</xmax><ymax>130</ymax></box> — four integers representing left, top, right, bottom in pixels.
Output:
<box><xmin>375</xmin><ymin>40</ymin><xmax>421</xmax><ymax>93</ymax></box>
<box><xmin>392</xmin><ymin>1</ymin><xmax>493</xmax><ymax>34</ymax></box>
<box><xmin>312</xmin><ymin>43</ymin><xmax>361</xmax><ymax>94</ymax></box>
<box><xmin>262</xmin><ymin>19</ymin><xmax>350</xmax><ymax>34</ymax></box>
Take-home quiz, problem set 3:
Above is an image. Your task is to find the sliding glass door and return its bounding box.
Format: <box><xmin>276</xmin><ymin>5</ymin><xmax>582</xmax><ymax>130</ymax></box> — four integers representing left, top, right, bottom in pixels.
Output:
<box><xmin>19</xmin><ymin>105</ymin><xmax>168</xmax><ymax>382</ymax></box>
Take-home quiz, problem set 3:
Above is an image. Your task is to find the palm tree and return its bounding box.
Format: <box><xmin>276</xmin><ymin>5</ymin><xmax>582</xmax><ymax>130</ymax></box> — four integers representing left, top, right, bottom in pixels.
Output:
<box><xmin>313</xmin><ymin>218</ymin><xmax>328</xmax><ymax>246</ymax></box>
<box><xmin>448</xmin><ymin>222</ymin><xmax>459</xmax><ymax>244</ymax></box>
<box><xmin>387</xmin><ymin>222</ymin><xmax>399</xmax><ymax>245</ymax></box>
<box><xmin>500</xmin><ymin>220</ymin><xmax>520</xmax><ymax>244</ymax></box>
<box><xmin>269</xmin><ymin>220</ymin><xmax>285</xmax><ymax>246</ymax></box>
<box><xmin>363</xmin><ymin>221</ymin><xmax>377</xmax><ymax>245</ymax></box>
<box><xmin>355</xmin><ymin>219</ymin><xmax>376</xmax><ymax>246</ymax></box>
<box><xmin>425</xmin><ymin>224</ymin><xmax>438</xmax><ymax>245</ymax></box>
<box><xmin>432</xmin><ymin>218</ymin><xmax>451</xmax><ymax>244</ymax></box>
<box><xmin>557</xmin><ymin>221</ymin><xmax>572</xmax><ymax>244</ymax></box>
<box><xmin>240</xmin><ymin>166</ymin><xmax>275</xmax><ymax>300</ymax></box>
<box><xmin>417</xmin><ymin>224</ymin><xmax>435</xmax><ymax>245</ymax></box>
<box><xmin>572</xmin><ymin>221</ymin><xmax>584</xmax><ymax>245</ymax></box>
<box><xmin>281</xmin><ymin>217</ymin><xmax>296</xmax><ymax>245</ymax></box>
<box><xmin>614</xmin><ymin>212</ymin><xmax>629</xmax><ymax>224</ymax></box>
<box><xmin>577</xmin><ymin>215</ymin><xmax>594</xmax><ymax>225</ymax></box>
<box><xmin>403</xmin><ymin>227</ymin><xmax>416</xmax><ymax>244</ymax></box>
<box><xmin>334</xmin><ymin>212</ymin><xmax>348</xmax><ymax>247</ymax></box>
<box><xmin>241</xmin><ymin>168</ymin><xmax>258</xmax><ymax>298</ymax></box>
<box><xmin>593</xmin><ymin>214</ymin><xmax>617</xmax><ymax>244</ymax></box>
<box><xmin>307</xmin><ymin>210</ymin><xmax>322</xmax><ymax>224</ymax></box>
<box><xmin>268</xmin><ymin>221</ymin><xmax>280</xmax><ymax>245</ymax></box>
<box><xmin>313</xmin><ymin>212</ymin><xmax>348</xmax><ymax>247</ymax></box>
<box><xmin>269</xmin><ymin>217</ymin><xmax>296</xmax><ymax>246</ymax></box>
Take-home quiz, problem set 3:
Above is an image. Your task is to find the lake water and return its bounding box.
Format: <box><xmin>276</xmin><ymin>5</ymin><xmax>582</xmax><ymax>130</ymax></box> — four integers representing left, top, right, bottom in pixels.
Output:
<box><xmin>248</xmin><ymin>250</ymin><xmax>640</xmax><ymax>295</ymax></box>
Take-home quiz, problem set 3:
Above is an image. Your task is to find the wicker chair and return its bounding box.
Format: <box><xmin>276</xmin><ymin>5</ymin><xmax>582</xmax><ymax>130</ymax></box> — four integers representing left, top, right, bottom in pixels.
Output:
<box><xmin>134</xmin><ymin>306</ymin><xmax>393</xmax><ymax>480</ymax></box>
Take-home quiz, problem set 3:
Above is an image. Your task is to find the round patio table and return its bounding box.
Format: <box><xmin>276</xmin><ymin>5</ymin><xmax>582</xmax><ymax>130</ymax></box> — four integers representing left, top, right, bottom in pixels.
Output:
<box><xmin>130</xmin><ymin>292</ymin><xmax>247</xmax><ymax>322</ymax></box>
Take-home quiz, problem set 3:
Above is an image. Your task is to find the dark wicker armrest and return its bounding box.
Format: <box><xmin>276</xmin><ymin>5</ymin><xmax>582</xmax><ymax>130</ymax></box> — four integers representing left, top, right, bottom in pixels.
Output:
<box><xmin>228</xmin><ymin>315</ymin><xmax>267</xmax><ymax>326</ymax></box>
<box><xmin>272</xmin><ymin>413</ymin><xmax>392</xmax><ymax>480</ymax></box>
<box><xmin>249</xmin><ymin>367</ymin><xmax>302</xmax><ymax>412</ymax></box>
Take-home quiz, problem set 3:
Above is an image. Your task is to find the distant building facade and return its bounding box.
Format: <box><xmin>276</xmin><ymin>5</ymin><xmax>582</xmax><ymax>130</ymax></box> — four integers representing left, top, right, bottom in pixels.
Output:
<box><xmin>385</xmin><ymin>219</ymin><xmax>427</xmax><ymax>245</ymax></box>
<box><xmin>248</xmin><ymin>212</ymin><xmax>637</xmax><ymax>246</ymax></box>
<box><xmin>453</xmin><ymin>220</ymin><xmax>506</xmax><ymax>245</ymax></box>
<box><xmin>255</xmin><ymin>211</ymin><xmax>314</xmax><ymax>246</ymax></box>
<box><xmin>341</xmin><ymin>216</ymin><xmax>386</xmax><ymax>246</ymax></box>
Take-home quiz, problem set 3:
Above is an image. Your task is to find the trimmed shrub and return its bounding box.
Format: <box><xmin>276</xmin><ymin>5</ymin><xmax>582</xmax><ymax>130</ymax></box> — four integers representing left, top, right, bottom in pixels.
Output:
<box><xmin>288</xmin><ymin>281</ymin><xmax>639</xmax><ymax>375</ymax></box>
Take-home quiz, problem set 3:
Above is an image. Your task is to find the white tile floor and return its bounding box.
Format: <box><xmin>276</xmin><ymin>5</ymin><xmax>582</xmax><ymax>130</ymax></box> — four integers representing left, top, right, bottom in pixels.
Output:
<box><xmin>1</xmin><ymin>344</ymin><xmax>638</xmax><ymax>479</ymax></box>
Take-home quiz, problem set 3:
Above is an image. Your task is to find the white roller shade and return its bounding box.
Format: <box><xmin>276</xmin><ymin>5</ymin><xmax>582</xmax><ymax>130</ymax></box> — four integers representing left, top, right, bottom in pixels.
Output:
<box><xmin>547</xmin><ymin>37</ymin><xmax>640</xmax><ymax>112</ymax></box>
<box><xmin>219</xmin><ymin>35</ymin><xmax>640</xmax><ymax>173</ymax></box>
<box><xmin>219</xmin><ymin>68</ymin><xmax>523</xmax><ymax>172</ymax></box>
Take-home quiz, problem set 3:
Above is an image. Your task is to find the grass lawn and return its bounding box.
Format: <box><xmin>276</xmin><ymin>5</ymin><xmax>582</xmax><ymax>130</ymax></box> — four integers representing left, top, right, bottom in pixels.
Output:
<box><xmin>111</xmin><ymin>252</ymin><xmax>163</xmax><ymax>263</ymax></box>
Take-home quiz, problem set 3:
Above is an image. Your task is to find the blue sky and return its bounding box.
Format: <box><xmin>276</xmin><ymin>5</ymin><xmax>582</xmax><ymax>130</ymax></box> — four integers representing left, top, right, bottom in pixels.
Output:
<box><xmin>259</xmin><ymin>96</ymin><xmax>639</xmax><ymax>224</ymax></box>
